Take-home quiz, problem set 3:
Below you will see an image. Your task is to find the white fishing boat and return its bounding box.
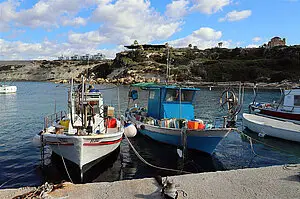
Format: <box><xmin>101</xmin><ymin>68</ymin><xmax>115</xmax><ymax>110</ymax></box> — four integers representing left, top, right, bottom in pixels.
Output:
<box><xmin>243</xmin><ymin>113</ymin><xmax>300</xmax><ymax>142</ymax></box>
<box><xmin>37</xmin><ymin>77</ymin><xmax>123</xmax><ymax>177</ymax></box>
<box><xmin>243</xmin><ymin>87</ymin><xmax>300</xmax><ymax>142</ymax></box>
<box><xmin>0</xmin><ymin>84</ymin><xmax>17</xmax><ymax>94</ymax></box>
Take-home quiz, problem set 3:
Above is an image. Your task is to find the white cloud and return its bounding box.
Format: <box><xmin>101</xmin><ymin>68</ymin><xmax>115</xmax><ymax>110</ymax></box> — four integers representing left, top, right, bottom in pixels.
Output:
<box><xmin>68</xmin><ymin>31</ymin><xmax>108</xmax><ymax>45</ymax></box>
<box><xmin>219</xmin><ymin>10</ymin><xmax>252</xmax><ymax>22</ymax></box>
<box><xmin>246</xmin><ymin>44</ymin><xmax>259</xmax><ymax>48</ymax></box>
<box><xmin>168</xmin><ymin>27</ymin><xmax>228</xmax><ymax>49</ymax></box>
<box><xmin>252</xmin><ymin>37</ymin><xmax>261</xmax><ymax>43</ymax></box>
<box><xmin>62</xmin><ymin>17</ymin><xmax>87</xmax><ymax>27</ymax></box>
<box><xmin>0</xmin><ymin>0</ymin><xmax>94</xmax><ymax>29</ymax></box>
<box><xmin>0</xmin><ymin>38</ymin><xmax>120</xmax><ymax>60</ymax></box>
<box><xmin>89</xmin><ymin>0</ymin><xmax>182</xmax><ymax>45</ymax></box>
<box><xmin>165</xmin><ymin>0</ymin><xmax>189</xmax><ymax>19</ymax></box>
<box><xmin>191</xmin><ymin>0</ymin><xmax>231</xmax><ymax>14</ymax></box>
<box><xmin>0</xmin><ymin>0</ymin><xmax>18</xmax><ymax>31</ymax></box>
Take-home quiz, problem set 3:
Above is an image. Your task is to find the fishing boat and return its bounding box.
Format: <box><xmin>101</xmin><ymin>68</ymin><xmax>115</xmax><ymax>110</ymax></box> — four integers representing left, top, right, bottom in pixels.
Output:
<box><xmin>243</xmin><ymin>87</ymin><xmax>300</xmax><ymax>142</ymax></box>
<box><xmin>125</xmin><ymin>83</ymin><xmax>231</xmax><ymax>154</ymax></box>
<box><xmin>0</xmin><ymin>84</ymin><xmax>17</xmax><ymax>94</ymax></box>
<box><xmin>37</xmin><ymin>77</ymin><xmax>123</xmax><ymax>177</ymax></box>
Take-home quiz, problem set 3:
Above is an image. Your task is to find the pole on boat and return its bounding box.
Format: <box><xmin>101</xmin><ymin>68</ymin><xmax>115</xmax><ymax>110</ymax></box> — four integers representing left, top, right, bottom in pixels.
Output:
<box><xmin>166</xmin><ymin>46</ymin><xmax>170</xmax><ymax>83</ymax></box>
<box><xmin>81</xmin><ymin>75</ymin><xmax>85</xmax><ymax>128</ymax></box>
<box><xmin>70</xmin><ymin>78</ymin><xmax>75</xmax><ymax>127</ymax></box>
<box><xmin>117</xmin><ymin>87</ymin><xmax>121</xmax><ymax>119</ymax></box>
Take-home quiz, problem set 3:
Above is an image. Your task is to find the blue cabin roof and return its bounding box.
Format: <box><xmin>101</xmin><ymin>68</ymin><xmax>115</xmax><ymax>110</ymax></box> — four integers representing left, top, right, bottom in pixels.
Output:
<box><xmin>133</xmin><ymin>83</ymin><xmax>199</xmax><ymax>120</ymax></box>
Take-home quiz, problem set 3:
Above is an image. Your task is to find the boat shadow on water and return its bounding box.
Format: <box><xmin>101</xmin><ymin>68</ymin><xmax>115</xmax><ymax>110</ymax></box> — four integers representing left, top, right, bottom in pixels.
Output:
<box><xmin>242</xmin><ymin>128</ymin><xmax>300</xmax><ymax>158</ymax></box>
<box><xmin>125</xmin><ymin>133</ymin><xmax>225</xmax><ymax>178</ymax></box>
<box><xmin>42</xmin><ymin>146</ymin><xmax>121</xmax><ymax>184</ymax></box>
<box><xmin>41</xmin><ymin>133</ymin><xmax>226</xmax><ymax>185</ymax></box>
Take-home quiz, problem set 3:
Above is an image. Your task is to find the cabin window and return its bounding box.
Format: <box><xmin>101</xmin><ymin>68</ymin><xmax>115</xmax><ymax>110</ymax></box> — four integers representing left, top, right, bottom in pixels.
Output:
<box><xmin>182</xmin><ymin>90</ymin><xmax>194</xmax><ymax>102</ymax></box>
<box><xmin>149</xmin><ymin>90</ymin><xmax>155</xmax><ymax>99</ymax></box>
<box><xmin>294</xmin><ymin>95</ymin><xmax>300</xmax><ymax>106</ymax></box>
<box><xmin>165</xmin><ymin>89</ymin><xmax>194</xmax><ymax>102</ymax></box>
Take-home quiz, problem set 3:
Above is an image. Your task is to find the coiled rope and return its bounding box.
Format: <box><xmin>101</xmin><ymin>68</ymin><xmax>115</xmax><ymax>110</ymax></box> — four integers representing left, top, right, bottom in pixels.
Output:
<box><xmin>124</xmin><ymin>133</ymin><xmax>192</xmax><ymax>174</ymax></box>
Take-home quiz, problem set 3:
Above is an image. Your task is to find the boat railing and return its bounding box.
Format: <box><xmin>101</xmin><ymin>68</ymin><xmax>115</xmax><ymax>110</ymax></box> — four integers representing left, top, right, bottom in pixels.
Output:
<box><xmin>44</xmin><ymin>111</ymin><xmax>68</xmax><ymax>129</ymax></box>
<box><xmin>280</xmin><ymin>105</ymin><xmax>295</xmax><ymax>112</ymax></box>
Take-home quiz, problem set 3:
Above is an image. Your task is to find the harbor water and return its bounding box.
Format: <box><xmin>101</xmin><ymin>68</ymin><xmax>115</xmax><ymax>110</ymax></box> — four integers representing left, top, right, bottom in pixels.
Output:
<box><xmin>1</xmin><ymin>82</ymin><xmax>300</xmax><ymax>188</ymax></box>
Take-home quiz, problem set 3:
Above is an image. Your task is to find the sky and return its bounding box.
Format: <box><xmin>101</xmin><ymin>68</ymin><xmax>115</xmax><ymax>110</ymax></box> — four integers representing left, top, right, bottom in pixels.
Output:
<box><xmin>0</xmin><ymin>0</ymin><xmax>300</xmax><ymax>60</ymax></box>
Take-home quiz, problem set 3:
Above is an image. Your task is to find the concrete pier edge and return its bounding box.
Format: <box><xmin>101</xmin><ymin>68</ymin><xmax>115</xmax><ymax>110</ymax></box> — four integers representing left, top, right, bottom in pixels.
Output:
<box><xmin>1</xmin><ymin>164</ymin><xmax>299</xmax><ymax>199</ymax></box>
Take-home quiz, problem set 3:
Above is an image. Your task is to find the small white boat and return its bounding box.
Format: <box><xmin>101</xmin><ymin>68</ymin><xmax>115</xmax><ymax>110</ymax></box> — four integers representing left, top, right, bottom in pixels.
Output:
<box><xmin>0</xmin><ymin>85</ymin><xmax>17</xmax><ymax>94</ymax></box>
<box><xmin>243</xmin><ymin>87</ymin><xmax>300</xmax><ymax>142</ymax></box>
<box><xmin>38</xmin><ymin>77</ymin><xmax>123</xmax><ymax>177</ymax></box>
<box><xmin>243</xmin><ymin>113</ymin><xmax>300</xmax><ymax>142</ymax></box>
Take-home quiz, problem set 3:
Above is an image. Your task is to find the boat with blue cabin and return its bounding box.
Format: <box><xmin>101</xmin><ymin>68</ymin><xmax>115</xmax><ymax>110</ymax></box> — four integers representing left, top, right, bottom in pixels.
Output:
<box><xmin>126</xmin><ymin>83</ymin><xmax>231</xmax><ymax>154</ymax></box>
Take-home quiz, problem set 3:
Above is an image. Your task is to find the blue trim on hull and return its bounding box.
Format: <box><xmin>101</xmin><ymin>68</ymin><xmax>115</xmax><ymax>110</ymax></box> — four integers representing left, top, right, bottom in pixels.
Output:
<box><xmin>139</xmin><ymin>129</ymin><xmax>223</xmax><ymax>154</ymax></box>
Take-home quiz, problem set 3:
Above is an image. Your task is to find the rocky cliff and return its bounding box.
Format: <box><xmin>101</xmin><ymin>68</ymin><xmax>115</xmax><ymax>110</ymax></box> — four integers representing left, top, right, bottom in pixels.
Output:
<box><xmin>1</xmin><ymin>45</ymin><xmax>300</xmax><ymax>86</ymax></box>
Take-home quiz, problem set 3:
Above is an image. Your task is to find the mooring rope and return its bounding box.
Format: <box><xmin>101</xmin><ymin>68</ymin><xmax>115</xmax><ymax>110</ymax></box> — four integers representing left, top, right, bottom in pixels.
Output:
<box><xmin>57</xmin><ymin>143</ymin><xmax>74</xmax><ymax>184</ymax></box>
<box><xmin>124</xmin><ymin>133</ymin><xmax>192</xmax><ymax>174</ymax></box>
<box><xmin>234</xmin><ymin>128</ymin><xmax>300</xmax><ymax>163</ymax></box>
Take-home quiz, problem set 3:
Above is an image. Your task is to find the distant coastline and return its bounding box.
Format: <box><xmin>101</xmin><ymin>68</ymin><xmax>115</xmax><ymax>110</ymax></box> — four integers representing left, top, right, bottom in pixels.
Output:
<box><xmin>1</xmin><ymin>45</ymin><xmax>300</xmax><ymax>89</ymax></box>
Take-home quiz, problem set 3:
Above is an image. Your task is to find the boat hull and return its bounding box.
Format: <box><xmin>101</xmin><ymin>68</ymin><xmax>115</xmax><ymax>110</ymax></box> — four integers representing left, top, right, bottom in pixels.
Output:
<box><xmin>129</xmin><ymin>117</ymin><xmax>231</xmax><ymax>154</ymax></box>
<box><xmin>0</xmin><ymin>85</ymin><xmax>17</xmax><ymax>94</ymax></box>
<box><xmin>242</xmin><ymin>113</ymin><xmax>300</xmax><ymax>142</ymax></box>
<box><xmin>42</xmin><ymin>131</ymin><xmax>123</xmax><ymax>173</ymax></box>
<box><xmin>260</xmin><ymin>109</ymin><xmax>300</xmax><ymax>121</ymax></box>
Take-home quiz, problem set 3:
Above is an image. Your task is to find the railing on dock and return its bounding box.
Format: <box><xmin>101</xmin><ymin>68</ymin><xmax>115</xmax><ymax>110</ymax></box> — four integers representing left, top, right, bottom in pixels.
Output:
<box><xmin>44</xmin><ymin>111</ymin><xmax>67</xmax><ymax>129</ymax></box>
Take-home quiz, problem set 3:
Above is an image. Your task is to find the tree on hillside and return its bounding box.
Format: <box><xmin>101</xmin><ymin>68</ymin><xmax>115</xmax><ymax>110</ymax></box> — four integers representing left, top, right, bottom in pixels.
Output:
<box><xmin>218</xmin><ymin>42</ymin><xmax>223</xmax><ymax>48</ymax></box>
<box><xmin>133</xmin><ymin>40</ymin><xmax>139</xmax><ymax>46</ymax></box>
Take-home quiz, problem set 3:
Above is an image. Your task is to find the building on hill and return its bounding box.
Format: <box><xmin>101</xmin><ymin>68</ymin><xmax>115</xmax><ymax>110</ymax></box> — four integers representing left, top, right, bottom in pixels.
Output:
<box><xmin>58</xmin><ymin>53</ymin><xmax>105</xmax><ymax>61</ymax></box>
<box><xmin>267</xmin><ymin>37</ymin><xmax>286</xmax><ymax>48</ymax></box>
<box><xmin>124</xmin><ymin>44</ymin><xmax>167</xmax><ymax>50</ymax></box>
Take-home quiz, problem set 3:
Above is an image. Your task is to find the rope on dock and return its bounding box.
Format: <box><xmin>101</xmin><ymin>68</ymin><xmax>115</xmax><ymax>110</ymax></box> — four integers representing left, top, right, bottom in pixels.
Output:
<box><xmin>124</xmin><ymin>133</ymin><xmax>192</xmax><ymax>174</ymax></box>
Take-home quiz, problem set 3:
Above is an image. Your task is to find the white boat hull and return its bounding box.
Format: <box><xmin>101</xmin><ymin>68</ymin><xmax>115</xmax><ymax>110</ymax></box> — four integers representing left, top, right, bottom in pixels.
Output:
<box><xmin>243</xmin><ymin>113</ymin><xmax>300</xmax><ymax>142</ymax></box>
<box><xmin>0</xmin><ymin>85</ymin><xmax>17</xmax><ymax>94</ymax></box>
<box><xmin>42</xmin><ymin>129</ymin><xmax>123</xmax><ymax>172</ymax></box>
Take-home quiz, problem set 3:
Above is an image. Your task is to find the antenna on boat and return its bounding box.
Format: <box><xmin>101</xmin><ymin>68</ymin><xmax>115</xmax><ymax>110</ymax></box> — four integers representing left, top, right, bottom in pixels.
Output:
<box><xmin>166</xmin><ymin>46</ymin><xmax>170</xmax><ymax>83</ymax></box>
<box><xmin>70</xmin><ymin>78</ymin><xmax>75</xmax><ymax>127</ymax></box>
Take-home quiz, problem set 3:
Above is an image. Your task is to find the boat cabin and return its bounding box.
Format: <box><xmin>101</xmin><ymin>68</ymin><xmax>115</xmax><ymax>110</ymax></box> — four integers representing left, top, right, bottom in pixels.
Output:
<box><xmin>132</xmin><ymin>83</ymin><xmax>199</xmax><ymax>120</ymax></box>
<box><xmin>281</xmin><ymin>88</ymin><xmax>300</xmax><ymax>113</ymax></box>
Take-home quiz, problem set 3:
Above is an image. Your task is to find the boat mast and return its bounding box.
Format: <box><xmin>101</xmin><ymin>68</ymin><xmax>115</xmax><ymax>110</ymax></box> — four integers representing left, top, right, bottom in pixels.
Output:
<box><xmin>81</xmin><ymin>75</ymin><xmax>85</xmax><ymax>128</ymax></box>
<box><xmin>166</xmin><ymin>46</ymin><xmax>170</xmax><ymax>83</ymax></box>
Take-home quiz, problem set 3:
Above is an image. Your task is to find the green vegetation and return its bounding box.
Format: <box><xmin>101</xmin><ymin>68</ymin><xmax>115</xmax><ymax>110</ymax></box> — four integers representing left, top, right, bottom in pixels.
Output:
<box><xmin>83</xmin><ymin>45</ymin><xmax>299</xmax><ymax>83</ymax></box>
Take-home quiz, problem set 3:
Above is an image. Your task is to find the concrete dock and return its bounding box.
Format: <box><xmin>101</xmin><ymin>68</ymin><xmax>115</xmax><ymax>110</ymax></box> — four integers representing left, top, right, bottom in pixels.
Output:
<box><xmin>1</xmin><ymin>164</ymin><xmax>299</xmax><ymax>199</ymax></box>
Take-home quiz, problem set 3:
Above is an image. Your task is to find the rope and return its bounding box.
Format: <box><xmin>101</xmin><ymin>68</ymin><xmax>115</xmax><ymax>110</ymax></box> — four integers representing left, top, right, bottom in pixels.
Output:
<box><xmin>234</xmin><ymin>128</ymin><xmax>300</xmax><ymax>162</ymax></box>
<box><xmin>97</xmin><ymin>85</ymin><xmax>118</xmax><ymax>90</ymax></box>
<box><xmin>124</xmin><ymin>133</ymin><xmax>192</xmax><ymax>174</ymax></box>
<box><xmin>57</xmin><ymin>143</ymin><xmax>74</xmax><ymax>184</ymax></box>
<box><xmin>0</xmin><ymin>166</ymin><xmax>37</xmax><ymax>188</ymax></box>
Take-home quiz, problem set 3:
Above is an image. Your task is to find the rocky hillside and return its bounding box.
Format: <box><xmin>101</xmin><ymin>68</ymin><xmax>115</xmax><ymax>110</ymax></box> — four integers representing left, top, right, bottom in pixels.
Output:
<box><xmin>108</xmin><ymin>45</ymin><xmax>300</xmax><ymax>84</ymax></box>
<box><xmin>1</xmin><ymin>45</ymin><xmax>300</xmax><ymax>86</ymax></box>
<box><xmin>0</xmin><ymin>60</ymin><xmax>111</xmax><ymax>83</ymax></box>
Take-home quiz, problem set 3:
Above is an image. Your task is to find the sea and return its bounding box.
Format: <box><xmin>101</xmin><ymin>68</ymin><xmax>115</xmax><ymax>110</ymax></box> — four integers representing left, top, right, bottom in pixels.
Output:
<box><xmin>1</xmin><ymin>82</ymin><xmax>300</xmax><ymax>188</ymax></box>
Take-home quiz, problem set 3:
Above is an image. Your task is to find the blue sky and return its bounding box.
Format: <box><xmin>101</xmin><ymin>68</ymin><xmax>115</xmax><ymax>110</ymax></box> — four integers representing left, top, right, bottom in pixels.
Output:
<box><xmin>0</xmin><ymin>0</ymin><xmax>299</xmax><ymax>60</ymax></box>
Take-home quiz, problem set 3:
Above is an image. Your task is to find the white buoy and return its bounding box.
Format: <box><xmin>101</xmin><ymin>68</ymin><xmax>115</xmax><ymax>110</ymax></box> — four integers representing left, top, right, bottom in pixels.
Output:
<box><xmin>32</xmin><ymin>134</ymin><xmax>42</xmax><ymax>147</ymax></box>
<box><xmin>124</xmin><ymin>123</ymin><xmax>137</xmax><ymax>137</ymax></box>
